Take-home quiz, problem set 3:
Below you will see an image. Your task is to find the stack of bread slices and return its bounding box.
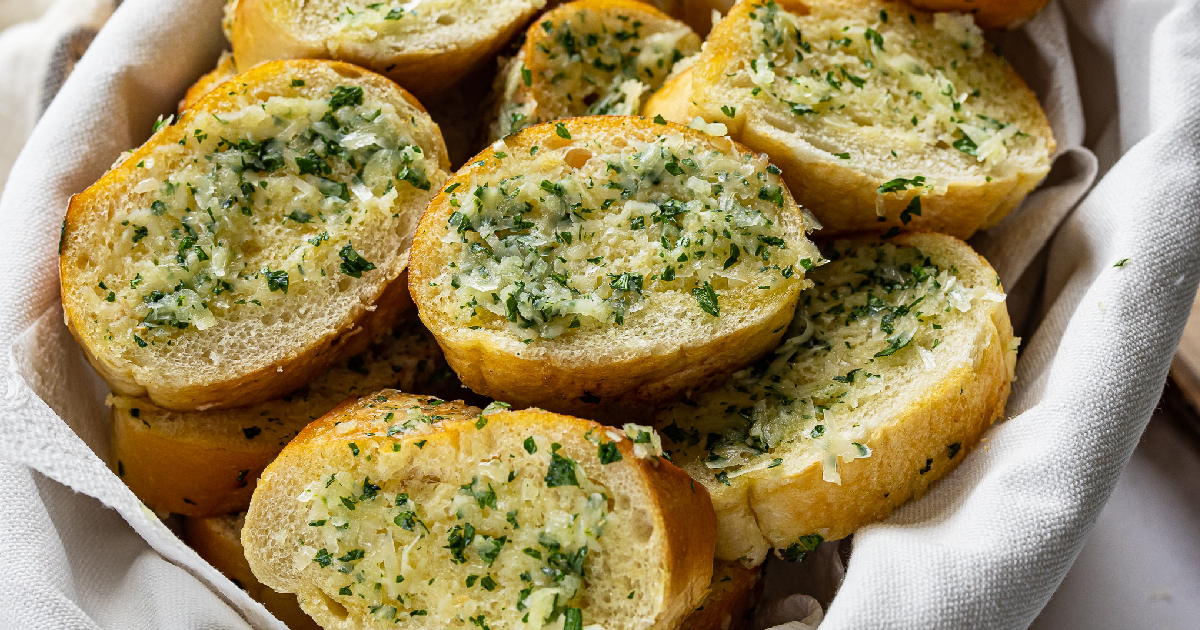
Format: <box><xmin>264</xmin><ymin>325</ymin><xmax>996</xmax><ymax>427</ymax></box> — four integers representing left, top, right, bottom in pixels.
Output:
<box><xmin>61</xmin><ymin>0</ymin><xmax>1050</xmax><ymax>627</ymax></box>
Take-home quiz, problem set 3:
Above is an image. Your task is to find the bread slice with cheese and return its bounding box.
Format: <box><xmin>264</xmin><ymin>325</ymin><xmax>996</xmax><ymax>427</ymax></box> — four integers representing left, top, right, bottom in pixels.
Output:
<box><xmin>681</xmin><ymin>562</ymin><xmax>762</xmax><ymax>630</ymax></box>
<box><xmin>409</xmin><ymin>116</ymin><xmax>820</xmax><ymax>415</ymax></box>
<box><xmin>488</xmin><ymin>0</ymin><xmax>701</xmax><ymax>141</ymax></box>
<box><xmin>909</xmin><ymin>0</ymin><xmax>1050</xmax><ymax>29</ymax></box>
<box><xmin>61</xmin><ymin>59</ymin><xmax>450</xmax><ymax>411</ymax></box>
<box><xmin>641</xmin><ymin>0</ymin><xmax>1055</xmax><ymax>239</ymax></box>
<box><xmin>225</xmin><ymin>0</ymin><xmax>546</xmax><ymax>101</ymax></box>
<box><xmin>242</xmin><ymin>390</ymin><xmax>716</xmax><ymax>630</ymax></box>
<box><xmin>185</xmin><ymin>513</ymin><xmax>321</xmax><ymax>630</ymax></box>
<box><xmin>656</xmin><ymin>233</ymin><xmax>1017</xmax><ymax>565</ymax></box>
<box><xmin>110</xmin><ymin>315</ymin><xmax>454</xmax><ymax>517</ymax></box>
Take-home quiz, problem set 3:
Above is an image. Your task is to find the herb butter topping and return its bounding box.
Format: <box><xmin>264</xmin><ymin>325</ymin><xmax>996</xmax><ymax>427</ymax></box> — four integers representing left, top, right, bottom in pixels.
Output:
<box><xmin>495</xmin><ymin>3</ymin><xmax>700</xmax><ymax>138</ymax></box>
<box><xmin>723</xmin><ymin>1</ymin><xmax>1047</xmax><ymax>175</ymax></box>
<box><xmin>297</xmin><ymin>398</ymin><xmax>617</xmax><ymax>629</ymax></box>
<box><xmin>439</xmin><ymin>128</ymin><xmax>809</xmax><ymax>341</ymax></box>
<box><xmin>93</xmin><ymin>84</ymin><xmax>434</xmax><ymax>349</ymax></box>
<box><xmin>659</xmin><ymin>240</ymin><xmax>1005</xmax><ymax>484</ymax></box>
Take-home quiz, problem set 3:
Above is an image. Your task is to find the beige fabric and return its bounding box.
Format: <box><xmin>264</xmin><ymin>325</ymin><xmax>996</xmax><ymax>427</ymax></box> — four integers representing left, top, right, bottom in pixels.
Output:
<box><xmin>0</xmin><ymin>0</ymin><xmax>1193</xmax><ymax>628</ymax></box>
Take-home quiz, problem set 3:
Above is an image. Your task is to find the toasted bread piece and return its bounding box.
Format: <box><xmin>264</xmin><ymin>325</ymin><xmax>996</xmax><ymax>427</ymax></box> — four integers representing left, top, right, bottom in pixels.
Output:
<box><xmin>243</xmin><ymin>391</ymin><xmax>716</xmax><ymax>630</ymax></box>
<box><xmin>110</xmin><ymin>315</ymin><xmax>453</xmax><ymax>517</ymax></box>
<box><xmin>648</xmin><ymin>0</ymin><xmax>737</xmax><ymax>35</ymax></box>
<box><xmin>409</xmin><ymin>116</ymin><xmax>820</xmax><ymax>414</ymax></box>
<box><xmin>226</xmin><ymin>0</ymin><xmax>547</xmax><ymax>101</ymax></box>
<box><xmin>488</xmin><ymin>0</ymin><xmax>701</xmax><ymax>141</ymax></box>
<box><xmin>179</xmin><ymin>51</ymin><xmax>239</xmax><ymax>113</ymax></box>
<box><xmin>656</xmin><ymin>233</ymin><xmax>1016</xmax><ymax>565</ymax></box>
<box><xmin>641</xmin><ymin>0</ymin><xmax>1055</xmax><ymax>239</ymax></box>
<box><xmin>185</xmin><ymin>513</ymin><xmax>321</xmax><ymax>630</ymax></box>
<box><xmin>680</xmin><ymin>562</ymin><xmax>762</xmax><ymax>630</ymax></box>
<box><xmin>910</xmin><ymin>0</ymin><xmax>1049</xmax><ymax>29</ymax></box>
<box><xmin>61</xmin><ymin>59</ymin><xmax>450</xmax><ymax>411</ymax></box>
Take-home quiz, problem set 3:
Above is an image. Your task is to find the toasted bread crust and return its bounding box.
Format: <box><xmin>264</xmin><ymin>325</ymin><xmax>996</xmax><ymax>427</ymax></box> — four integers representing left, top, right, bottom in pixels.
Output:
<box><xmin>680</xmin><ymin>562</ymin><xmax>762</xmax><ymax>630</ymax></box>
<box><xmin>910</xmin><ymin>0</ymin><xmax>1050</xmax><ymax>29</ymax></box>
<box><xmin>410</xmin><ymin>116</ymin><xmax>815</xmax><ymax>415</ymax></box>
<box><xmin>184</xmin><ymin>514</ymin><xmax>321</xmax><ymax>630</ymax></box>
<box><xmin>646</xmin><ymin>0</ymin><xmax>1055</xmax><ymax>240</ymax></box>
<box><xmin>659</xmin><ymin>233</ymin><xmax>1015</xmax><ymax>564</ymax></box>
<box><xmin>61</xmin><ymin>59</ymin><xmax>448</xmax><ymax>411</ymax></box>
<box><xmin>228</xmin><ymin>0</ymin><xmax>544</xmax><ymax>101</ymax></box>
<box><xmin>179</xmin><ymin>51</ymin><xmax>238</xmax><ymax>113</ymax></box>
<box><xmin>108</xmin><ymin>312</ymin><xmax>453</xmax><ymax>517</ymax></box>
<box><xmin>243</xmin><ymin>391</ymin><xmax>716</xmax><ymax>629</ymax></box>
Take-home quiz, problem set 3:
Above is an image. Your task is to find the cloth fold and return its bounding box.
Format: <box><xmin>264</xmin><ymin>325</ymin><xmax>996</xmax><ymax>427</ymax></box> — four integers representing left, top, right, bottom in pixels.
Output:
<box><xmin>0</xmin><ymin>0</ymin><xmax>1194</xmax><ymax>628</ymax></box>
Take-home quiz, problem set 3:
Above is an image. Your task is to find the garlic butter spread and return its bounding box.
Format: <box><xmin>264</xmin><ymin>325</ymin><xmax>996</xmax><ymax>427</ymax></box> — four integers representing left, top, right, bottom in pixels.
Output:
<box><xmin>660</xmin><ymin>241</ymin><xmax>1005</xmax><ymax>485</ymax></box>
<box><xmin>726</xmin><ymin>1</ymin><xmax>1047</xmax><ymax>176</ymax></box>
<box><xmin>496</xmin><ymin>4</ymin><xmax>700</xmax><ymax>137</ymax></box>
<box><xmin>298</xmin><ymin>398</ymin><xmax>615</xmax><ymax>630</ymax></box>
<box><xmin>439</xmin><ymin>129</ymin><xmax>812</xmax><ymax>341</ymax></box>
<box><xmin>94</xmin><ymin>85</ymin><xmax>432</xmax><ymax>349</ymax></box>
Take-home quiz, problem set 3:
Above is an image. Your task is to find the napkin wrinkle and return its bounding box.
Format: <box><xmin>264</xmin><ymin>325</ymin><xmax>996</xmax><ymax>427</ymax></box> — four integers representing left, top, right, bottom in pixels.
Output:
<box><xmin>0</xmin><ymin>0</ymin><xmax>1194</xmax><ymax>629</ymax></box>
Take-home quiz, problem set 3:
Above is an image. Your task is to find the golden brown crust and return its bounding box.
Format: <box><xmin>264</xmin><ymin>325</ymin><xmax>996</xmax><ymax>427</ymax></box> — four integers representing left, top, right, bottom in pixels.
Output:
<box><xmin>750</xmin><ymin>244</ymin><xmax>1014</xmax><ymax>545</ymax></box>
<box><xmin>409</xmin><ymin>116</ymin><xmax>812</xmax><ymax>415</ymax></box>
<box><xmin>657</xmin><ymin>0</ymin><xmax>1055</xmax><ymax>240</ymax></box>
<box><xmin>184</xmin><ymin>515</ymin><xmax>321</xmax><ymax>630</ymax></box>
<box><xmin>909</xmin><ymin>0</ymin><xmax>1049</xmax><ymax>29</ymax></box>
<box><xmin>61</xmin><ymin>59</ymin><xmax>446</xmax><ymax>411</ymax></box>
<box><xmin>228</xmin><ymin>0</ymin><xmax>543</xmax><ymax>101</ymax></box>
<box><xmin>680</xmin><ymin>562</ymin><xmax>762</xmax><ymax>630</ymax></box>
<box><xmin>243</xmin><ymin>391</ymin><xmax>716</xmax><ymax>630</ymax></box>
<box><xmin>178</xmin><ymin>52</ymin><xmax>238</xmax><ymax>113</ymax></box>
<box><xmin>658</xmin><ymin>233</ymin><xmax>1015</xmax><ymax>563</ymax></box>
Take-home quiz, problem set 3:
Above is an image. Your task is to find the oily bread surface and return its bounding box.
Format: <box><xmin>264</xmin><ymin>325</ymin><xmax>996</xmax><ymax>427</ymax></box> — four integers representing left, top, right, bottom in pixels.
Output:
<box><xmin>61</xmin><ymin>59</ymin><xmax>449</xmax><ymax>411</ymax></box>
<box><xmin>650</xmin><ymin>0</ymin><xmax>1055</xmax><ymax>239</ymax></box>
<box><xmin>109</xmin><ymin>313</ymin><xmax>451</xmax><ymax>517</ymax></box>
<box><xmin>910</xmin><ymin>0</ymin><xmax>1050</xmax><ymax>28</ymax></box>
<box><xmin>410</xmin><ymin>116</ymin><xmax>816</xmax><ymax>414</ymax></box>
<box><xmin>227</xmin><ymin>0</ymin><xmax>546</xmax><ymax>100</ymax></box>
<box><xmin>658</xmin><ymin>233</ymin><xmax>1015</xmax><ymax>564</ymax></box>
<box><xmin>243</xmin><ymin>391</ymin><xmax>716</xmax><ymax>630</ymax></box>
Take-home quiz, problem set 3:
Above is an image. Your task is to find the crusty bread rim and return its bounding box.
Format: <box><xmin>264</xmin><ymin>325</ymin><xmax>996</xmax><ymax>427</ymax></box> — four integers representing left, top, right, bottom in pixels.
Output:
<box><xmin>409</xmin><ymin>115</ymin><xmax>816</xmax><ymax>414</ymax></box>
<box><xmin>61</xmin><ymin>59</ymin><xmax>447</xmax><ymax>411</ymax></box>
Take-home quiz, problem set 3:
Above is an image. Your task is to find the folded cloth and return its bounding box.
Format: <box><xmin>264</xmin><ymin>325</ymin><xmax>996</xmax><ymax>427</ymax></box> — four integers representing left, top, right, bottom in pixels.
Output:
<box><xmin>0</xmin><ymin>0</ymin><xmax>1195</xmax><ymax>628</ymax></box>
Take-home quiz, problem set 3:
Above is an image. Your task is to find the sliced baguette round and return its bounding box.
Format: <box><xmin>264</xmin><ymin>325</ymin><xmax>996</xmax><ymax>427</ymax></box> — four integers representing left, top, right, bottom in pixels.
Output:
<box><xmin>184</xmin><ymin>513</ymin><xmax>321</xmax><ymax>630</ymax></box>
<box><xmin>488</xmin><ymin>0</ymin><xmax>701</xmax><ymax>141</ymax></box>
<box><xmin>409</xmin><ymin>116</ymin><xmax>820</xmax><ymax>414</ymax></box>
<box><xmin>909</xmin><ymin>0</ymin><xmax>1050</xmax><ymax>29</ymax></box>
<box><xmin>642</xmin><ymin>0</ymin><xmax>1055</xmax><ymax>239</ymax></box>
<box><xmin>243</xmin><ymin>390</ymin><xmax>716</xmax><ymax>630</ymax></box>
<box><xmin>680</xmin><ymin>562</ymin><xmax>762</xmax><ymax>630</ymax></box>
<box><xmin>61</xmin><ymin>59</ymin><xmax>450</xmax><ymax>411</ymax></box>
<box><xmin>110</xmin><ymin>314</ymin><xmax>452</xmax><ymax>517</ymax></box>
<box><xmin>656</xmin><ymin>233</ymin><xmax>1017</xmax><ymax>565</ymax></box>
<box><xmin>226</xmin><ymin>0</ymin><xmax>547</xmax><ymax>101</ymax></box>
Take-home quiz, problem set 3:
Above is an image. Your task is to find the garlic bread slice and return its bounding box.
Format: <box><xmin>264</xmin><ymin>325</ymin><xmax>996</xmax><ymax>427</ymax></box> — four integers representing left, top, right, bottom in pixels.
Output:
<box><xmin>642</xmin><ymin>0</ymin><xmax>1055</xmax><ymax>239</ymax></box>
<box><xmin>61</xmin><ymin>59</ymin><xmax>450</xmax><ymax>411</ymax></box>
<box><xmin>909</xmin><ymin>0</ymin><xmax>1050</xmax><ymax>29</ymax></box>
<box><xmin>489</xmin><ymin>0</ymin><xmax>701</xmax><ymax>140</ymax></box>
<box><xmin>110</xmin><ymin>315</ymin><xmax>452</xmax><ymax>517</ymax></box>
<box><xmin>410</xmin><ymin>116</ymin><xmax>819</xmax><ymax>414</ymax></box>
<box><xmin>242</xmin><ymin>391</ymin><xmax>716</xmax><ymax>630</ymax></box>
<box><xmin>185</xmin><ymin>513</ymin><xmax>321</xmax><ymax>630</ymax></box>
<box><xmin>226</xmin><ymin>0</ymin><xmax>547</xmax><ymax>101</ymax></box>
<box><xmin>657</xmin><ymin>233</ymin><xmax>1016</xmax><ymax>565</ymax></box>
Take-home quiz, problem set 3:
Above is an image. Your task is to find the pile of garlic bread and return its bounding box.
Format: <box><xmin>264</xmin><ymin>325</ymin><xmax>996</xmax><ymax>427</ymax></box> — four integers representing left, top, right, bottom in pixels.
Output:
<box><xmin>64</xmin><ymin>0</ymin><xmax>1048</xmax><ymax>628</ymax></box>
